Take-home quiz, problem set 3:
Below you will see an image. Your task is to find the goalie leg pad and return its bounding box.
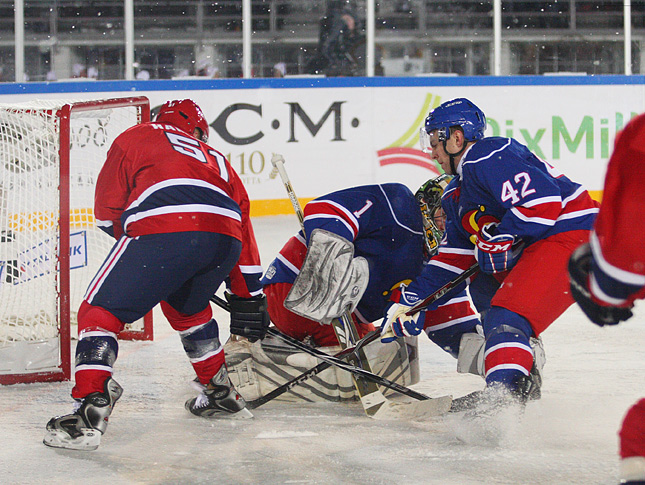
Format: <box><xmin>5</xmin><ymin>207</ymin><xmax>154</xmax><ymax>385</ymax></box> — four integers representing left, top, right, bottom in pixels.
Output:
<box><xmin>284</xmin><ymin>229</ymin><xmax>369</xmax><ymax>323</ymax></box>
<box><xmin>224</xmin><ymin>332</ymin><xmax>417</xmax><ymax>403</ymax></box>
<box><xmin>457</xmin><ymin>330</ymin><xmax>486</xmax><ymax>377</ymax></box>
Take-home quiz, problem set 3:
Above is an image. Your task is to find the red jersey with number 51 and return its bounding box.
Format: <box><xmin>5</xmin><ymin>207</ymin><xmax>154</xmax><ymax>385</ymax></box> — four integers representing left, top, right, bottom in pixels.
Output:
<box><xmin>94</xmin><ymin>121</ymin><xmax>262</xmax><ymax>297</ymax></box>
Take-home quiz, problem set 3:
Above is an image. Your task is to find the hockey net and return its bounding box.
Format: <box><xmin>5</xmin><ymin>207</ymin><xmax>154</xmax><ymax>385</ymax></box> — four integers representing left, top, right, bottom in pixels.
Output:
<box><xmin>0</xmin><ymin>97</ymin><xmax>152</xmax><ymax>385</ymax></box>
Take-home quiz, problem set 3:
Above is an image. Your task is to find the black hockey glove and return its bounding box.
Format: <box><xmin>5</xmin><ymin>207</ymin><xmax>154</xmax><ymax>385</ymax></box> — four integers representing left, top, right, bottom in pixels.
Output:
<box><xmin>568</xmin><ymin>243</ymin><xmax>634</xmax><ymax>327</ymax></box>
<box><xmin>226</xmin><ymin>293</ymin><xmax>270</xmax><ymax>342</ymax></box>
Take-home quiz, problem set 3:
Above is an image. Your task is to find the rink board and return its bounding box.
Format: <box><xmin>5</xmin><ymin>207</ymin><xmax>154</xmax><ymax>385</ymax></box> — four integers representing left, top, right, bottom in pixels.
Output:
<box><xmin>0</xmin><ymin>75</ymin><xmax>642</xmax><ymax>214</ymax></box>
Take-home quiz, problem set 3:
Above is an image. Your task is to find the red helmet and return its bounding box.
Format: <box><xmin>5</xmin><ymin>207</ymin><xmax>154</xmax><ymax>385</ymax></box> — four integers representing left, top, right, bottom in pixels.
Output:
<box><xmin>155</xmin><ymin>99</ymin><xmax>209</xmax><ymax>142</ymax></box>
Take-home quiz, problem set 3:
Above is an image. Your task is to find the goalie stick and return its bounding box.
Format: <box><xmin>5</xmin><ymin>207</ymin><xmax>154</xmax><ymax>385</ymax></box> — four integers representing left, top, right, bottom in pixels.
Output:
<box><xmin>212</xmin><ymin>295</ymin><xmax>432</xmax><ymax>403</ymax></box>
<box><xmin>214</xmin><ymin>258</ymin><xmax>476</xmax><ymax>409</ymax></box>
<box><xmin>246</xmin><ymin>330</ymin><xmax>381</xmax><ymax>409</ymax></box>
<box><xmin>266</xmin><ymin>327</ymin><xmax>432</xmax><ymax>400</ymax></box>
<box><xmin>268</xmin><ymin>153</ymin><xmax>452</xmax><ymax>420</ymax></box>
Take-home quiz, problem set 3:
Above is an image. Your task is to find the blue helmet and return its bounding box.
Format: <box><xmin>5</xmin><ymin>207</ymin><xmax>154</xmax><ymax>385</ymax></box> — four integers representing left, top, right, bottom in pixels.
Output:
<box><xmin>423</xmin><ymin>98</ymin><xmax>487</xmax><ymax>142</ymax></box>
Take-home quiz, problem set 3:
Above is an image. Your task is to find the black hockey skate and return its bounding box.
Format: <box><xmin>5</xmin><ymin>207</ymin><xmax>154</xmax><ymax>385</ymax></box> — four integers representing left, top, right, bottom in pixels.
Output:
<box><xmin>43</xmin><ymin>377</ymin><xmax>123</xmax><ymax>451</ymax></box>
<box><xmin>185</xmin><ymin>366</ymin><xmax>253</xmax><ymax>419</ymax></box>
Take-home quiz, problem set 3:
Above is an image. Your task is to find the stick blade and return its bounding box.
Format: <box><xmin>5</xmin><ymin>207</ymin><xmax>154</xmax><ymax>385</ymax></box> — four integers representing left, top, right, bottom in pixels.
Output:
<box><xmin>366</xmin><ymin>393</ymin><xmax>453</xmax><ymax>421</ymax></box>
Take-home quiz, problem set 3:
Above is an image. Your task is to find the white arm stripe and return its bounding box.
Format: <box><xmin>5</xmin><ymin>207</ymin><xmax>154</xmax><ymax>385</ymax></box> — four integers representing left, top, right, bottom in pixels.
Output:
<box><xmin>519</xmin><ymin>196</ymin><xmax>562</xmax><ymax>208</ymax></box>
<box><xmin>438</xmin><ymin>247</ymin><xmax>475</xmax><ymax>256</ymax></box>
<box><xmin>306</xmin><ymin>199</ymin><xmax>360</xmax><ymax>231</ymax></box>
<box><xmin>428</xmin><ymin>260</ymin><xmax>463</xmax><ymax>274</ymax></box>
<box><xmin>556</xmin><ymin>207</ymin><xmax>599</xmax><ymax>221</ymax></box>
<box><xmin>510</xmin><ymin>207</ymin><xmax>556</xmax><ymax>226</ymax></box>
<box><xmin>239</xmin><ymin>265</ymin><xmax>263</xmax><ymax>274</ymax></box>
<box><xmin>276</xmin><ymin>253</ymin><xmax>301</xmax><ymax>275</ymax></box>
<box><xmin>303</xmin><ymin>213</ymin><xmax>356</xmax><ymax>239</ymax></box>
<box><xmin>590</xmin><ymin>231</ymin><xmax>645</xmax><ymax>286</ymax></box>
<box><xmin>95</xmin><ymin>219</ymin><xmax>113</xmax><ymax>228</ymax></box>
<box><xmin>437</xmin><ymin>295</ymin><xmax>473</xmax><ymax>307</ymax></box>
<box><xmin>423</xmin><ymin>314</ymin><xmax>479</xmax><ymax>331</ymax></box>
<box><xmin>562</xmin><ymin>186</ymin><xmax>586</xmax><ymax>206</ymax></box>
<box><xmin>589</xmin><ymin>274</ymin><xmax>628</xmax><ymax>305</ymax></box>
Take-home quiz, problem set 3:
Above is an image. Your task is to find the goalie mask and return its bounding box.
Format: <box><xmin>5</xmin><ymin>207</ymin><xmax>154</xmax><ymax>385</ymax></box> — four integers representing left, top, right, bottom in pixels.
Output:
<box><xmin>416</xmin><ymin>174</ymin><xmax>452</xmax><ymax>257</ymax></box>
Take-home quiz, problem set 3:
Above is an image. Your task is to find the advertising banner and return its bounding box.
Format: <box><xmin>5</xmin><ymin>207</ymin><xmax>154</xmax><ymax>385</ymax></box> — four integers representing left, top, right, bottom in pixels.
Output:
<box><xmin>1</xmin><ymin>77</ymin><xmax>642</xmax><ymax>214</ymax></box>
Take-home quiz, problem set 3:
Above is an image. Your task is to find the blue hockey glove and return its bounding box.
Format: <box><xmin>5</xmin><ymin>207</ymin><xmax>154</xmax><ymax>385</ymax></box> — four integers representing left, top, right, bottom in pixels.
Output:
<box><xmin>380</xmin><ymin>302</ymin><xmax>426</xmax><ymax>343</ymax></box>
<box><xmin>474</xmin><ymin>223</ymin><xmax>518</xmax><ymax>273</ymax></box>
<box><xmin>568</xmin><ymin>243</ymin><xmax>634</xmax><ymax>327</ymax></box>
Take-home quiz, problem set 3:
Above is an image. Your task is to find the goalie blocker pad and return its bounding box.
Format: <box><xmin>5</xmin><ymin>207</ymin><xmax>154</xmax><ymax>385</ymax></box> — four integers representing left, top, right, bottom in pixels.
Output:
<box><xmin>284</xmin><ymin>229</ymin><xmax>369</xmax><ymax>324</ymax></box>
<box><xmin>224</xmin><ymin>334</ymin><xmax>420</xmax><ymax>403</ymax></box>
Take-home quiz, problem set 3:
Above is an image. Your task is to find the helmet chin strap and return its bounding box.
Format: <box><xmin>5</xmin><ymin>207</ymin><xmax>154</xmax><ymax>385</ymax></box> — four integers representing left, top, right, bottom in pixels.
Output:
<box><xmin>442</xmin><ymin>139</ymin><xmax>467</xmax><ymax>175</ymax></box>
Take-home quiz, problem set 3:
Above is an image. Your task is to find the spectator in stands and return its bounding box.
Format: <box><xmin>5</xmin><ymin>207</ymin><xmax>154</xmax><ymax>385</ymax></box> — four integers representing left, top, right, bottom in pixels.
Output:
<box><xmin>306</xmin><ymin>0</ymin><xmax>361</xmax><ymax>76</ymax></box>
<box><xmin>273</xmin><ymin>62</ymin><xmax>286</xmax><ymax>77</ymax></box>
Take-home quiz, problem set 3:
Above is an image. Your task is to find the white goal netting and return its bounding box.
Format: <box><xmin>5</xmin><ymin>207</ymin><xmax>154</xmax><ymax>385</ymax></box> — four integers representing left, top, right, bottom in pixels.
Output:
<box><xmin>0</xmin><ymin>98</ymin><xmax>148</xmax><ymax>379</ymax></box>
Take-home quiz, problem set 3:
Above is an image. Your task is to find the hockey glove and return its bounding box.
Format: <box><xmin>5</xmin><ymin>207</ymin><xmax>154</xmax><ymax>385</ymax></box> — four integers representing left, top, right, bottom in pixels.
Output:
<box><xmin>474</xmin><ymin>223</ymin><xmax>518</xmax><ymax>273</ymax></box>
<box><xmin>226</xmin><ymin>293</ymin><xmax>271</xmax><ymax>342</ymax></box>
<box><xmin>568</xmin><ymin>243</ymin><xmax>634</xmax><ymax>327</ymax></box>
<box><xmin>380</xmin><ymin>285</ymin><xmax>425</xmax><ymax>343</ymax></box>
<box><xmin>380</xmin><ymin>302</ymin><xmax>425</xmax><ymax>343</ymax></box>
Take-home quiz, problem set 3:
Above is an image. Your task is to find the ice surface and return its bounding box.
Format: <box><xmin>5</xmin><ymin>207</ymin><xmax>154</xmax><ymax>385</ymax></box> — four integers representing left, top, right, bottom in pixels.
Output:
<box><xmin>1</xmin><ymin>215</ymin><xmax>643</xmax><ymax>484</ymax></box>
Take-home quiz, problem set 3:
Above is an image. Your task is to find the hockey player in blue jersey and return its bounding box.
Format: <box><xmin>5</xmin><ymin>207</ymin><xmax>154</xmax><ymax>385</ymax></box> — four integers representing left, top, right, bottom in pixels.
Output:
<box><xmin>381</xmin><ymin>98</ymin><xmax>599</xmax><ymax>417</ymax></box>
<box><xmin>261</xmin><ymin>179</ymin><xmax>481</xmax><ymax>358</ymax></box>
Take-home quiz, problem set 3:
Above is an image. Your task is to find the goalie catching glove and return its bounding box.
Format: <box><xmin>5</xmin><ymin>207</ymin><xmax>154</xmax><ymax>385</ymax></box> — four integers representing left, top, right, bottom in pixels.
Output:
<box><xmin>226</xmin><ymin>293</ymin><xmax>271</xmax><ymax>342</ymax></box>
<box><xmin>380</xmin><ymin>285</ymin><xmax>425</xmax><ymax>343</ymax></box>
<box><xmin>568</xmin><ymin>243</ymin><xmax>634</xmax><ymax>327</ymax></box>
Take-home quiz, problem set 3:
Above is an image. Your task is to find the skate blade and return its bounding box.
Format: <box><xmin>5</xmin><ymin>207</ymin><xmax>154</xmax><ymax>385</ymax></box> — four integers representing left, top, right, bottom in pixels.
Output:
<box><xmin>188</xmin><ymin>406</ymin><xmax>254</xmax><ymax>420</ymax></box>
<box><xmin>43</xmin><ymin>428</ymin><xmax>101</xmax><ymax>451</ymax></box>
<box><xmin>232</xmin><ymin>407</ymin><xmax>254</xmax><ymax>419</ymax></box>
<box><xmin>368</xmin><ymin>395</ymin><xmax>453</xmax><ymax>421</ymax></box>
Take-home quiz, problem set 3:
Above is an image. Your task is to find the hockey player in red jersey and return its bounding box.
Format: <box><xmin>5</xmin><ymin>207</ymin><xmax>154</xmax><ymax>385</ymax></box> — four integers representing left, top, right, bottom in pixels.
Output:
<box><xmin>381</xmin><ymin>98</ymin><xmax>599</xmax><ymax>420</ymax></box>
<box><xmin>44</xmin><ymin>99</ymin><xmax>269</xmax><ymax>451</ymax></box>
<box><xmin>568</xmin><ymin>113</ymin><xmax>645</xmax><ymax>485</ymax></box>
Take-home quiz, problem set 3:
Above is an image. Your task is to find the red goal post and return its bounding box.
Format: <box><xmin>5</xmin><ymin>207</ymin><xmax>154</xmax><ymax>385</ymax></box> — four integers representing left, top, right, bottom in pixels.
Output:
<box><xmin>0</xmin><ymin>96</ymin><xmax>152</xmax><ymax>385</ymax></box>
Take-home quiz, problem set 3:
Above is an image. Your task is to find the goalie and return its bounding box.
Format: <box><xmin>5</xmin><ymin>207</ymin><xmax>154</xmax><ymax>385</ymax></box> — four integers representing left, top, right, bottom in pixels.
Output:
<box><xmin>225</xmin><ymin>177</ymin><xmax>485</xmax><ymax>403</ymax></box>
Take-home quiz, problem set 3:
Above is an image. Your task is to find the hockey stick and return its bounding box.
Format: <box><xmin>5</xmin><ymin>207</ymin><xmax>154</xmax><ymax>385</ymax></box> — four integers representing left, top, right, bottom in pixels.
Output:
<box><xmin>405</xmin><ymin>263</ymin><xmax>480</xmax><ymax>316</ymax></box>
<box><xmin>212</xmin><ymin>294</ymin><xmax>420</xmax><ymax>399</ymax></box>
<box><xmin>245</xmin><ymin>330</ymin><xmax>381</xmax><ymax>409</ymax></box>
<box><xmin>265</xmin><ymin>327</ymin><xmax>431</xmax><ymax>400</ymax></box>
<box><xmin>213</xmin><ymin>259</ymin><xmax>476</xmax><ymax>409</ymax></box>
<box><xmin>269</xmin><ymin>153</ymin><xmax>452</xmax><ymax>419</ymax></box>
